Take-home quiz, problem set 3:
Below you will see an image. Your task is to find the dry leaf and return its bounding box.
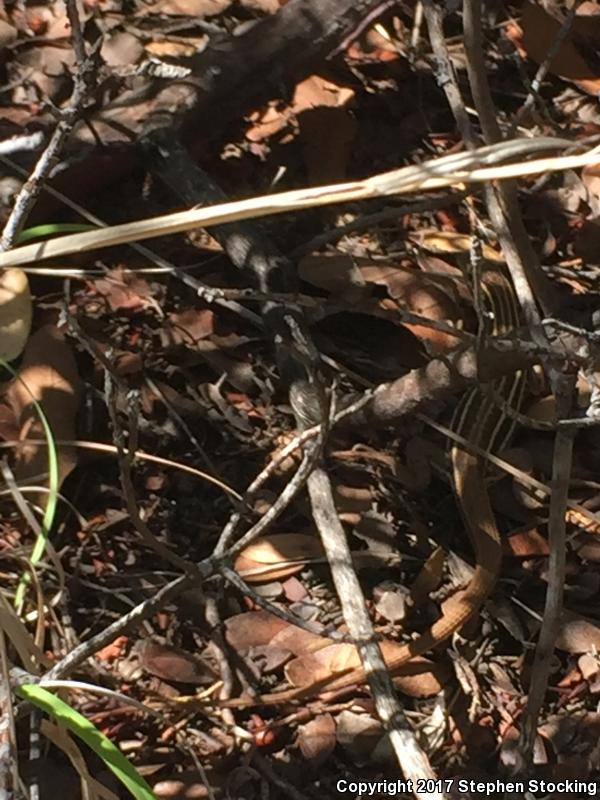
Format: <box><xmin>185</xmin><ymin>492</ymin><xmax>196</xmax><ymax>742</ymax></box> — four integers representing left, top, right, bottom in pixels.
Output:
<box><xmin>145</xmin><ymin>38</ymin><xmax>207</xmax><ymax>58</ymax></box>
<box><xmin>245</xmin><ymin>73</ymin><xmax>355</xmax><ymax>174</ymax></box>
<box><xmin>165</xmin><ymin>308</ymin><xmax>216</xmax><ymax>346</ymax></box>
<box><xmin>297</xmin><ymin>713</ymin><xmax>336</xmax><ymax>766</ymax></box>
<box><xmin>93</xmin><ymin>268</ymin><xmax>154</xmax><ymax>313</ymax></box>
<box><xmin>100</xmin><ymin>31</ymin><xmax>144</xmax><ymax>67</ymax></box>
<box><xmin>299</xmin><ymin>106</ymin><xmax>357</xmax><ymax>183</ymax></box>
<box><xmin>0</xmin><ymin>19</ymin><xmax>17</xmax><ymax>47</ymax></box>
<box><xmin>224</xmin><ymin>610</ymin><xmax>329</xmax><ymax>660</ymax></box>
<box><xmin>134</xmin><ymin>639</ymin><xmax>216</xmax><ymax>685</ymax></box>
<box><xmin>579</xmin><ymin>653</ymin><xmax>600</xmax><ymax>681</ymax></box>
<box><xmin>297</xmin><ymin>252</ymin><xmax>461</xmax><ymax>354</ymax></box>
<box><xmin>224</xmin><ymin>610</ymin><xmax>289</xmax><ymax>650</ymax></box>
<box><xmin>269</xmin><ymin>624</ymin><xmax>329</xmax><ymax>656</ymax></box>
<box><xmin>95</xmin><ymin>636</ymin><xmax>128</xmax><ymax>662</ymax></box>
<box><xmin>234</xmin><ymin>533</ymin><xmax>324</xmax><ymax>582</ymax></box>
<box><xmin>519</xmin><ymin>1</ymin><xmax>600</xmax><ymax>96</ymax></box>
<box><xmin>284</xmin><ymin>641</ymin><xmax>447</xmax><ymax>698</ymax></box>
<box><xmin>298</xmin><ymin>253</ymin><xmax>367</xmax><ymax>296</ymax></box>
<box><xmin>335</xmin><ymin>710</ymin><xmax>383</xmax><ymax>760</ymax></box>
<box><xmin>13</xmin><ymin>45</ymin><xmax>75</xmax><ymax>104</ymax></box>
<box><xmin>149</xmin><ymin>0</ymin><xmax>231</xmax><ymax>16</ymax></box>
<box><xmin>556</xmin><ymin>611</ymin><xmax>600</xmax><ymax>654</ymax></box>
<box><xmin>505</xmin><ymin>527</ymin><xmax>550</xmax><ymax>557</ymax></box>
<box><xmin>7</xmin><ymin>325</ymin><xmax>81</xmax><ymax>497</ymax></box>
<box><xmin>374</xmin><ymin>587</ymin><xmax>407</xmax><ymax>623</ymax></box>
<box><xmin>408</xmin><ymin>230</ymin><xmax>504</xmax><ymax>261</ymax></box>
<box><xmin>0</xmin><ymin>269</ymin><xmax>32</xmax><ymax>361</ymax></box>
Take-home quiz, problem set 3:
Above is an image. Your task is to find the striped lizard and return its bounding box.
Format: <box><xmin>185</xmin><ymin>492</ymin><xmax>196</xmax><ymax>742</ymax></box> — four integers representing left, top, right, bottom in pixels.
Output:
<box><xmin>220</xmin><ymin>267</ymin><xmax>525</xmax><ymax>708</ymax></box>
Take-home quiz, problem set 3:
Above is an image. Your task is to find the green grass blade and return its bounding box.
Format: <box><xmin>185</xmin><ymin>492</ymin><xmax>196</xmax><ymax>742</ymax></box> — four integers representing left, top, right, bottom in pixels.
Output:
<box><xmin>1</xmin><ymin>359</ymin><xmax>60</xmax><ymax>612</ymax></box>
<box><xmin>16</xmin><ymin>224</ymin><xmax>98</xmax><ymax>244</ymax></box>
<box><xmin>16</xmin><ymin>684</ymin><xmax>157</xmax><ymax>800</ymax></box>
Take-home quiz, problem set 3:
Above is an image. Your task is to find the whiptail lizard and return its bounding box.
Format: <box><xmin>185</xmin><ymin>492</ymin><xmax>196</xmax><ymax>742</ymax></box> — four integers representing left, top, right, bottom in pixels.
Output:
<box><xmin>220</xmin><ymin>267</ymin><xmax>525</xmax><ymax>708</ymax></box>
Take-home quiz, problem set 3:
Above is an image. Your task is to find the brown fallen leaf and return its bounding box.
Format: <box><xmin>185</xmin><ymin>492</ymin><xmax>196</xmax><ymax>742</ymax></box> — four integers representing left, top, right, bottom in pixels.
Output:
<box><xmin>6</xmin><ymin>325</ymin><xmax>82</xmax><ymax>500</ymax></box>
<box><xmin>225</xmin><ymin>610</ymin><xmax>330</xmax><ymax>656</ymax></box>
<box><xmin>0</xmin><ymin>20</ymin><xmax>17</xmax><ymax>47</ymax></box>
<box><xmin>234</xmin><ymin>532</ymin><xmax>324</xmax><ymax>582</ymax></box>
<box><xmin>224</xmin><ymin>610</ymin><xmax>290</xmax><ymax>651</ymax></box>
<box><xmin>504</xmin><ymin>527</ymin><xmax>550</xmax><ymax>558</ymax></box>
<box><xmin>95</xmin><ymin>636</ymin><xmax>128</xmax><ymax>662</ymax></box>
<box><xmin>556</xmin><ymin>610</ymin><xmax>600</xmax><ymax>654</ymax></box>
<box><xmin>299</xmin><ymin>106</ymin><xmax>357</xmax><ymax>184</ymax></box>
<box><xmin>164</xmin><ymin>308</ymin><xmax>216</xmax><ymax>347</ymax></box>
<box><xmin>335</xmin><ymin>709</ymin><xmax>383</xmax><ymax>761</ymax></box>
<box><xmin>299</xmin><ymin>253</ymin><xmax>460</xmax><ymax>354</ymax></box>
<box><xmin>269</xmin><ymin>623</ymin><xmax>330</xmax><ymax>655</ymax></box>
<box><xmin>297</xmin><ymin>713</ymin><xmax>336</xmax><ymax>767</ymax></box>
<box><xmin>517</xmin><ymin>1</ymin><xmax>600</xmax><ymax>96</ymax></box>
<box><xmin>92</xmin><ymin>268</ymin><xmax>155</xmax><ymax>313</ymax></box>
<box><xmin>0</xmin><ymin>268</ymin><xmax>32</xmax><ymax>361</ymax></box>
<box><xmin>358</xmin><ymin>263</ymin><xmax>460</xmax><ymax>354</ymax></box>
<box><xmin>284</xmin><ymin>641</ymin><xmax>448</xmax><ymax>698</ymax></box>
<box><xmin>149</xmin><ymin>0</ymin><xmax>231</xmax><ymax>17</ymax></box>
<box><xmin>408</xmin><ymin>230</ymin><xmax>504</xmax><ymax>262</ymax></box>
<box><xmin>133</xmin><ymin>639</ymin><xmax>216</xmax><ymax>685</ymax></box>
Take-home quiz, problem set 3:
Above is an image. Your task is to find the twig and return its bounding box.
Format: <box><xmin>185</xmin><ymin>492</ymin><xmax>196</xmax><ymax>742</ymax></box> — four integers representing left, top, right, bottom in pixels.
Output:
<box><xmin>203</xmin><ymin>595</ymin><xmax>234</xmax><ymax>714</ymax></box>
<box><xmin>462</xmin><ymin>0</ymin><xmax>556</xmax><ymax>320</ymax></box>
<box><xmin>143</xmin><ymin>133</ymin><xmax>442</xmax><ymax>796</ymax></box>
<box><xmin>4</xmin><ymin>138</ymin><xmax>598</xmax><ymax>269</ymax></box>
<box><xmin>220</xmin><ymin>565</ymin><xmax>348</xmax><ymax>642</ymax></box>
<box><xmin>289</xmin><ymin>193</ymin><xmax>462</xmax><ymax>258</ymax></box>
<box><xmin>423</xmin><ymin>0</ymin><xmax>473</xmax><ymax>142</ymax></box>
<box><xmin>145</xmin><ymin>136</ymin><xmax>330</xmax><ymax>564</ymax></box>
<box><xmin>0</xmin><ymin>132</ymin><xmax>44</xmax><ymax>157</ymax></box>
<box><xmin>217</xmin><ymin>447</ymin><xmax>322</xmax><ymax>559</ymax></box>
<box><xmin>510</xmin><ymin>0</ymin><xmax>583</xmax><ymax>132</ymax></box>
<box><xmin>307</xmin><ymin>465</ymin><xmax>443</xmax><ymax>797</ymax></box>
<box><xmin>104</xmin><ymin>375</ymin><xmax>206</xmax><ymax>580</ymax></box>
<box><xmin>0</xmin><ymin>0</ymin><xmax>98</xmax><ymax>250</ymax></box>
<box><xmin>329</xmin><ymin>0</ymin><xmax>397</xmax><ymax>57</ymax></box>
<box><xmin>438</xmin><ymin>0</ymin><xmax>580</xmax><ymax>773</ymax></box>
<box><xmin>517</xmin><ymin>374</ymin><xmax>576</xmax><ymax>764</ymax></box>
<box><xmin>0</xmin><ymin>631</ymin><xmax>20</xmax><ymax>800</ymax></box>
<box><xmin>42</xmin><ymin>574</ymin><xmax>192</xmax><ymax>680</ymax></box>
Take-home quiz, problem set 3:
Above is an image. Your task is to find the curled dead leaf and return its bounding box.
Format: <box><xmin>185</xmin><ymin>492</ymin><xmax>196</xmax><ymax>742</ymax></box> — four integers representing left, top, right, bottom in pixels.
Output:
<box><xmin>6</xmin><ymin>325</ymin><xmax>82</xmax><ymax>499</ymax></box>
<box><xmin>358</xmin><ymin>263</ymin><xmax>460</xmax><ymax>354</ymax></box>
<box><xmin>234</xmin><ymin>533</ymin><xmax>324</xmax><ymax>582</ymax></box>
<box><xmin>0</xmin><ymin>269</ymin><xmax>32</xmax><ymax>361</ymax></box>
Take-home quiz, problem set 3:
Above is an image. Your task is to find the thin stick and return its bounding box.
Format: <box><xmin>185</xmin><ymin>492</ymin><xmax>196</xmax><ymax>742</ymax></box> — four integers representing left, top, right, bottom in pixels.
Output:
<box><xmin>517</xmin><ymin>376</ymin><xmax>576</xmax><ymax>763</ymax></box>
<box><xmin>3</xmin><ymin>139</ymin><xmax>598</xmax><ymax>269</ymax></box>
<box><xmin>0</xmin><ymin>0</ymin><xmax>97</xmax><ymax>250</ymax></box>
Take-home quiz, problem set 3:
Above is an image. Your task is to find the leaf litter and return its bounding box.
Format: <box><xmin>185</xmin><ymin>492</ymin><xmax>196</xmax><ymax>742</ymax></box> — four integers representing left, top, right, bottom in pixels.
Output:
<box><xmin>4</xmin><ymin>0</ymin><xmax>600</xmax><ymax>796</ymax></box>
